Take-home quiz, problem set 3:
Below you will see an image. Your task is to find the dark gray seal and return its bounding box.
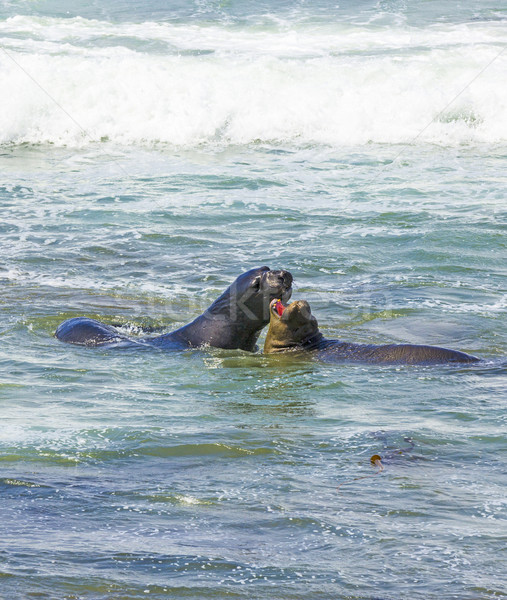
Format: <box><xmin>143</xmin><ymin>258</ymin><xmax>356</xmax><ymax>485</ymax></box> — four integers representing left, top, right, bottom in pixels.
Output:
<box><xmin>55</xmin><ymin>267</ymin><xmax>292</xmax><ymax>352</ymax></box>
<box><xmin>264</xmin><ymin>299</ymin><xmax>480</xmax><ymax>364</ymax></box>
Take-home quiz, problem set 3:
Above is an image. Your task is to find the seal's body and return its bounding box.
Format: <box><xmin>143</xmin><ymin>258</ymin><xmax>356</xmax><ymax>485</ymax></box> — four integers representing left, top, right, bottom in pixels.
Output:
<box><xmin>56</xmin><ymin>267</ymin><xmax>293</xmax><ymax>352</ymax></box>
<box><xmin>264</xmin><ymin>299</ymin><xmax>479</xmax><ymax>365</ymax></box>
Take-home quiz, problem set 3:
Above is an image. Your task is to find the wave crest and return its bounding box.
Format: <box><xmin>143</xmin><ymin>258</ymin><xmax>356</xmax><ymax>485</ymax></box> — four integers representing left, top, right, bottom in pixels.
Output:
<box><xmin>1</xmin><ymin>16</ymin><xmax>506</xmax><ymax>147</ymax></box>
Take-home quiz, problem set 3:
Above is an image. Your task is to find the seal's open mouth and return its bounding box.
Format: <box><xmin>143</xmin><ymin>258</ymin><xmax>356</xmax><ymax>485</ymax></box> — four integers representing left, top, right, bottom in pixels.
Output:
<box><xmin>272</xmin><ymin>299</ymin><xmax>286</xmax><ymax>317</ymax></box>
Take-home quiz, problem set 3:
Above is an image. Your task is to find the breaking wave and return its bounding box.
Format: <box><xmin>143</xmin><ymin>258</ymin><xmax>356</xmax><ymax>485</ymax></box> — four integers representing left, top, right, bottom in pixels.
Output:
<box><xmin>1</xmin><ymin>15</ymin><xmax>506</xmax><ymax>147</ymax></box>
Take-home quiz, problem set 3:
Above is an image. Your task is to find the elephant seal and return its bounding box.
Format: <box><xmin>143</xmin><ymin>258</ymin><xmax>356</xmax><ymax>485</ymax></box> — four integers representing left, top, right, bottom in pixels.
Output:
<box><xmin>56</xmin><ymin>267</ymin><xmax>293</xmax><ymax>352</ymax></box>
<box><xmin>264</xmin><ymin>299</ymin><xmax>480</xmax><ymax>365</ymax></box>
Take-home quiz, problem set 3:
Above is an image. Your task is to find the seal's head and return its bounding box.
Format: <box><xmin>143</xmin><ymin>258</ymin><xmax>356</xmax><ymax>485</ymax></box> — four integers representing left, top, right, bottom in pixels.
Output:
<box><xmin>184</xmin><ymin>266</ymin><xmax>293</xmax><ymax>351</ymax></box>
<box><xmin>263</xmin><ymin>298</ymin><xmax>320</xmax><ymax>353</ymax></box>
<box><xmin>207</xmin><ymin>266</ymin><xmax>293</xmax><ymax>324</ymax></box>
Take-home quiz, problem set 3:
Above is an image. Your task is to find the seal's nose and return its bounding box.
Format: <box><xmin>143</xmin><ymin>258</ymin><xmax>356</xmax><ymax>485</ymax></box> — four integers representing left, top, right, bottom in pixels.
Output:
<box><xmin>294</xmin><ymin>300</ymin><xmax>311</xmax><ymax>316</ymax></box>
<box><xmin>279</xmin><ymin>270</ymin><xmax>293</xmax><ymax>288</ymax></box>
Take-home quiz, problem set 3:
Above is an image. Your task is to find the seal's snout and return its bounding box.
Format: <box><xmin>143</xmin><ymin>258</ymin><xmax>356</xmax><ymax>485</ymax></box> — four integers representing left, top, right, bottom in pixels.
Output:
<box><xmin>279</xmin><ymin>270</ymin><xmax>293</xmax><ymax>289</ymax></box>
<box><xmin>293</xmin><ymin>300</ymin><xmax>311</xmax><ymax>315</ymax></box>
<box><xmin>264</xmin><ymin>269</ymin><xmax>293</xmax><ymax>304</ymax></box>
<box><xmin>268</xmin><ymin>269</ymin><xmax>293</xmax><ymax>293</ymax></box>
<box><xmin>267</xmin><ymin>269</ymin><xmax>292</xmax><ymax>288</ymax></box>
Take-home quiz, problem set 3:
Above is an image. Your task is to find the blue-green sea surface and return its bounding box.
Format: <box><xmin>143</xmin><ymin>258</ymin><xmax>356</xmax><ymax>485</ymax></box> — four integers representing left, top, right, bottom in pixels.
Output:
<box><xmin>1</xmin><ymin>1</ymin><xmax>506</xmax><ymax>599</ymax></box>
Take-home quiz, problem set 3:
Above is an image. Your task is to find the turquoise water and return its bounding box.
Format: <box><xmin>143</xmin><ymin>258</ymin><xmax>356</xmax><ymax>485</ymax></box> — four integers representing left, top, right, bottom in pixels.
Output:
<box><xmin>1</xmin><ymin>2</ymin><xmax>506</xmax><ymax>599</ymax></box>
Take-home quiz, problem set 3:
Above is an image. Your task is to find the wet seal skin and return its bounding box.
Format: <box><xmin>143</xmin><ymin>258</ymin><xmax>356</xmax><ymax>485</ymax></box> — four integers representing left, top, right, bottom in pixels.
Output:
<box><xmin>264</xmin><ymin>299</ymin><xmax>480</xmax><ymax>365</ymax></box>
<box><xmin>56</xmin><ymin>267</ymin><xmax>293</xmax><ymax>352</ymax></box>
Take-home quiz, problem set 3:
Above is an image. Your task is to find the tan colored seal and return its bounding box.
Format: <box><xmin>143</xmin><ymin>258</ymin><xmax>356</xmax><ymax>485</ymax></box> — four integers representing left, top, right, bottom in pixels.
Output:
<box><xmin>264</xmin><ymin>300</ymin><xmax>320</xmax><ymax>353</ymax></box>
<box><xmin>264</xmin><ymin>299</ymin><xmax>479</xmax><ymax>364</ymax></box>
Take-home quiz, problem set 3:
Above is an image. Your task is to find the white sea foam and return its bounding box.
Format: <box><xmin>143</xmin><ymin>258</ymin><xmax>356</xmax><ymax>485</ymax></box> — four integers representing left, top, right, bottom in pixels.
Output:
<box><xmin>0</xmin><ymin>16</ymin><xmax>506</xmax><ymax>147</ymax></box>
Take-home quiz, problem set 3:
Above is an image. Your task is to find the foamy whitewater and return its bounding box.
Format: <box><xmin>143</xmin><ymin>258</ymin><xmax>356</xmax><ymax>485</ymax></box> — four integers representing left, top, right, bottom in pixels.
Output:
<box><xmin>1</xmin><ymin>1</ymin><xmax>506</xmax><ymax>599</ymax></box>
<box><xmin>1</xmin><ymin>8</ymin><xmax>506</xmax><ymax>146</ymax></box>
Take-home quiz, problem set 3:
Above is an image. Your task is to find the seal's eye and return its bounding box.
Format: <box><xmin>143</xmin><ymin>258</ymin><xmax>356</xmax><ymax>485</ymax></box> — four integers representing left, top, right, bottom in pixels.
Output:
<box><xmin>251</xmin><ymin>276</ymin><xmax>261</xmax><ymax>291</ymax></box>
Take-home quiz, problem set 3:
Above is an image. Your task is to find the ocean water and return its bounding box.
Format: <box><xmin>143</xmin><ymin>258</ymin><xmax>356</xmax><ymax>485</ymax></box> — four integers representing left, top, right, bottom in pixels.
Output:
<box><xmin>1</xmin><ymin>1</ymin><xmax>506</xmax><ymax>599</ymax></box>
